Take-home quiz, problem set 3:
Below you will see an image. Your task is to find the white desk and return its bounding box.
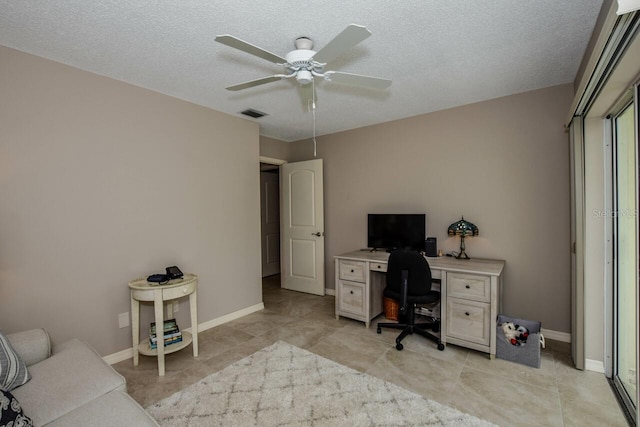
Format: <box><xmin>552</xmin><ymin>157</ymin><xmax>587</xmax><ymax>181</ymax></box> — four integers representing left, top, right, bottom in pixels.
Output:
<box><xmin>334</xmin><ymin>251</ymin><xmax>505</xmax><ymax>358</ymax></box>
<box><xmin>129</xmin><ymin>274</ymin><xmax>199</xmax><ymax>376</ymax></box>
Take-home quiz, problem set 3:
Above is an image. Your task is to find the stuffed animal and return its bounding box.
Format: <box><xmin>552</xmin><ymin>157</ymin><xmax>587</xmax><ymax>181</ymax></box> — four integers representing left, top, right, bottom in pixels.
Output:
<box><xmin>502</xmin><ymin>322</ymin><xmax>533</xmax><ymax>346</ymax></box>
<box><xmin>501</xmin><ymin>322</ymin><xmax>520</xmax><ymax>346</ymax></box>
<box><xmin>515</xmin><ymin>325</ymin><xmax>529</xmax><ymax>344</ymax></box>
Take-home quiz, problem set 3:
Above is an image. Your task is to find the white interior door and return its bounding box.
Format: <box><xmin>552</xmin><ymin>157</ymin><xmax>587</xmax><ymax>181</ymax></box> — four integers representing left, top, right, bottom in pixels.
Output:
<box><xmin>281</xmin><ymin>159</ymin><xmax>325</xmax><ymax>295</ymax></box>
<box><xmin>260</xmin><ymin>169</ymin><xmax>280</xmax><ymax>277</ymax></box>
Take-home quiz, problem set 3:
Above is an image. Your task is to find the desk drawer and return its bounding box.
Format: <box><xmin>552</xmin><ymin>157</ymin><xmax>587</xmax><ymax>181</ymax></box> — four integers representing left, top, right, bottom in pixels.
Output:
<box><xmin>369</xmin><ymin>262</ymin><xmax>441</xmax><ymax>278</ymax></box>
<box><xmin>370</xmin><ymin>262</ymin><xmax>387</xmax><ymax>273</ymax></box>
<box><xmin>338</xmin><ymin>260</ymin><xmax>367</xmax><ymax>283</ymax></box>
<box><xmin>446</xmin><ymin>298</ymin><xmax>490</xmax><ymax>346</ymax></box>
<box><xmin>447</xmin><ymin>273</ymin><xmax>490</xmax><ymax>302</ymax></box>
<box><xmin>338</xmin><ymin>280</ymin><xmax>365</xmax><ymax>316</ymax></box>
<box><xmin>163</xmin><ymin>281</ymin><xmax>197</xmax><ymax>300</ymax></box>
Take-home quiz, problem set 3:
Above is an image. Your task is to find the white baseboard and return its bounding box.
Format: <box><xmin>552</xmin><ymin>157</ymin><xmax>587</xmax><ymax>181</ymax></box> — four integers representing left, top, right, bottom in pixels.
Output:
<box><xmin>103</xmin><ymin>347</ymin><xmax>133</xmax><ymax>365</ymax></box>
<box><xmin>103</xmin><ymin>302</ymin><xmax>265</xmax><ymax>365</ymax></box>
<box><xmin>537</xmin><ymin>329</ymin><xmax>604</xmax><ymax>373</ymax></box>
<box><xmin>325</xmin><ymin>288</ymin><xmax>335</xmax><ymax>296</ymax></box>
<box><xmin>585</xmin><ymin>359</ymin><xmax>606</xmax><ymax>373</ymax></box>
<box><xmin>104</xmin><ymin>305</ymin><xmax>574</xmax><ymax>365</ymax></box>
<box><xmin>540</xmin><ymin>328</ymin><xmax>571</xmax><ymax>343</ymax></box>
<box><xmin>183</xmin><ymin>303</ymin><xmax>264</xmax><ymax>334</ymax></box>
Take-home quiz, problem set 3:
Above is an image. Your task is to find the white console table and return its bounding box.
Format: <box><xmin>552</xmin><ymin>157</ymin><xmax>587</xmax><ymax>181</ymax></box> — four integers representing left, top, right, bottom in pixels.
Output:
<box><xmin>334</xmin><ymin>251</ymin><xmax>505</xmax><ymax>358</ymax></box>
<box><xmin>129</xmin><ymin>274</ymin><xmax>198</xmax><ymax>376</ymax></box>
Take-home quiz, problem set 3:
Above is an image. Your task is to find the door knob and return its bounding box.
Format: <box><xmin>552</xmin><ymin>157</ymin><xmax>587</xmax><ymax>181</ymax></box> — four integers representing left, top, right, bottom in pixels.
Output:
<box><xmin>311</xmin><ymin>232</ymin><xmax>322</xmax><ymax>237</ymax></box>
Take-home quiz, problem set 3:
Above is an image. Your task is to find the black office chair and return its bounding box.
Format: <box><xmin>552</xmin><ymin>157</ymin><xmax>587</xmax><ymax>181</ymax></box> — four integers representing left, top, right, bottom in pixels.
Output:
<box><xmin>376</xmin><ymin>250</ymin><xmax>445</xmax><ymax>351</ymax></box>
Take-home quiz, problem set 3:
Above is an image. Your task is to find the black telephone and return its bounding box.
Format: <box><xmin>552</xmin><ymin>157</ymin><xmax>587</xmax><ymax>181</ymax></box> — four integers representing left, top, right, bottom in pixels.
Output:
<box><xmin>147</xmin><ymin>266</ymin><xmax>184</xmax><ymax>284</ymax></box>
<box><xmin>165</xmin><ymin>266</ymin><xmax>183</xmax><ymax>280</ymax></box>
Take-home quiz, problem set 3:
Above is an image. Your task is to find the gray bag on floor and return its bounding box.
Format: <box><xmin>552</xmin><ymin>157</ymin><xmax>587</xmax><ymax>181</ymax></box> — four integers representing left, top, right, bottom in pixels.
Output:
<box><xmin>496</xmin><ymin>314</ymin><xmax>544</xmax><ymax>368</ymax></box>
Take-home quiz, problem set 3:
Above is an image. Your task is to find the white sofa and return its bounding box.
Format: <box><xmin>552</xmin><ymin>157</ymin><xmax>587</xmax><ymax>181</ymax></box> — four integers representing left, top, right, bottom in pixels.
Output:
<box><xmin>7</xmin><ymin>329</ymin><xmax>158</xmax><ymax>426</ymax></box>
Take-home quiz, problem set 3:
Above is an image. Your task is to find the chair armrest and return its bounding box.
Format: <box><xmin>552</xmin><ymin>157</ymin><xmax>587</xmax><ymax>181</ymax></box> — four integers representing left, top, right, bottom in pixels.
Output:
<box><xmin>6</xmin><ymin>329</ymin><xmax>51</xmax><ymax>367</ymax></box>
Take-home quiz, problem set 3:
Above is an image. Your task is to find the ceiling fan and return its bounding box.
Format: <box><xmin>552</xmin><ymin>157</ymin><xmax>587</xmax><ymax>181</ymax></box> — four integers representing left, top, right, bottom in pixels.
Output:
<box><xmin>215</xmin><ymin>24</ymin><xmax>391</xmax><ymax>110</ymax></box>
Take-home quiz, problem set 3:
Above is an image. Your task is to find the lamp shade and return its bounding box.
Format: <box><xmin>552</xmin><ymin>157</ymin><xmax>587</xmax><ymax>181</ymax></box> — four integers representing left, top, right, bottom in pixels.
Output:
<box><xmin>447</xmin><ymin>216</ymin><xmax>478</xmax><ymax>260</ymax></box>
<box><xmin>447</xmin><ymin>216</ymin><xmax>479</xmax><ymax>237</ymax></box>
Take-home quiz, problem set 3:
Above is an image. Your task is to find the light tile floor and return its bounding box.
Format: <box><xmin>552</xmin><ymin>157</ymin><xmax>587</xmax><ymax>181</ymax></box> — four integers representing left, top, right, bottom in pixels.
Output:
<box><xmin>114</xmin><ymin>275</ymin><xmax>629</xmax><ymax>427</ymax></box>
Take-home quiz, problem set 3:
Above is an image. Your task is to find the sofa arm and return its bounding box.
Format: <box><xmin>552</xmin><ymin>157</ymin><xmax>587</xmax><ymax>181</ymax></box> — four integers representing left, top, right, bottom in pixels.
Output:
<box><xmin>7</xmin><ymin>329</ymin><xmax>51</xmax><ymax>367</ymax></box>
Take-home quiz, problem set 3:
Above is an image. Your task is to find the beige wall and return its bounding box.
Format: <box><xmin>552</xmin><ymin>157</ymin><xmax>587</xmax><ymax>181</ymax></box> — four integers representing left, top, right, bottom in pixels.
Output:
<box><xmin>0</xmin><ymin>46</ymin><xmax>262</xmax><ymax>356</ymax></box>
<box><xmin>260</xmin><ymin>135</ymin><xmax>290</xmax><ymax>161</ymax></box>
<box><xmin>291</xmin><ymin>84</ymin><xmax>573</xmax><ymax>333</ymax></box>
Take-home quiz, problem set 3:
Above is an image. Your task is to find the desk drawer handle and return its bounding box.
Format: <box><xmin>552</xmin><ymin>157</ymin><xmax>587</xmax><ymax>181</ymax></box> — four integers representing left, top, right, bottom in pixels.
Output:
<box><xmin>465</xmin><ymin>312</ymin><xmax>470</xmax><ymax>316</ymax></box>
<box><xmin>465</xmin><ymin>285</ymin><xmax>470</xmax><ymax>289</ymax></box>
<box><xmin>350</xmin><ymin>291</ymin><xmax>354</xmax><ymax>294</ymax></box>
<box><xmin>351</xmin><ymin>269</ymin><xmax>354</xmax><ymax>273</ymax></box>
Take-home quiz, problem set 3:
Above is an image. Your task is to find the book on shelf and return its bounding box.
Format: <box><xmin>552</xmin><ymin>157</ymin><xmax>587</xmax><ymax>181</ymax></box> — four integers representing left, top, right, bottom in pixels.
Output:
<box><xmin>149</xmin><ymin>335</ymin><xmax>183</xmax><ymax>349</ymax></box>
<box><xmin>150</xmin><ymin>331</ymin><xmax>182</xmax><ymax>343</ymax></box>
<box><xmin>149</xmin><ymin>318</ymin><xmax>183</xmax><ymax>350</ymax></box>
<box><xmin>149</xmin><ymin>319</ymin><xmax>178</xmax><ymax>336</ymax></box>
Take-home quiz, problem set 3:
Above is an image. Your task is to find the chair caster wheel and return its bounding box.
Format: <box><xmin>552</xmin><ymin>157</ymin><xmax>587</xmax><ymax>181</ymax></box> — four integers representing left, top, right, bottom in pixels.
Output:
<box><xmin>396</xmin><ymin>343</ymin><xmax>404</xmax><ymax>351</ymax></box>
<box><xmin>437</xmin><ymin>343</ymin><xmax>445</xmax><ymax>351</ymax></box>
<box><xmin>377</xmin><ymin>327</ymin><xmax>381</xmax><ymax>334</ymax></box>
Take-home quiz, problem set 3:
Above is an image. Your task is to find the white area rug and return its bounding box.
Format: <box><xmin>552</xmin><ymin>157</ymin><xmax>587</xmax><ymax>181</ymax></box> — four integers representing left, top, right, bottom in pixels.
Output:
<box><xmin>146</xmin><ymin>341</ymin><xmax>495</xmax><ymax>426</ymax></box>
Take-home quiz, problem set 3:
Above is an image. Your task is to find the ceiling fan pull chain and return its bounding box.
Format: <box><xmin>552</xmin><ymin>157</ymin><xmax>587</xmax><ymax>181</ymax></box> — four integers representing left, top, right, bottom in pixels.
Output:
<box><xmin>312</xmin><ymin>78</ymin><xmax>317</xmax><ymax>157</ymax></box>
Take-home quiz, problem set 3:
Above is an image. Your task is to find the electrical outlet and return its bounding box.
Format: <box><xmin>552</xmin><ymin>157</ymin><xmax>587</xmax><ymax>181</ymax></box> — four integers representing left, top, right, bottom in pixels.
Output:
<box><xmin>173</xmin><ymin>301</ymin><xmax>179</xmax><ymax>313</ymax></box>
<box><xmin>118</xmin><ymin>312</ymin><xmax>129</xmax><ymax>329</ymax></box>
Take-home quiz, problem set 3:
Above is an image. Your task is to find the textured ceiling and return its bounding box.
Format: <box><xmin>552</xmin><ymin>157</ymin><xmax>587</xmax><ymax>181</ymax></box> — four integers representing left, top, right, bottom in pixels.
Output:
<box><xmin>0</xmin><ymin>0</ymin><xmax>603</xmax><ymax>142</ymax></box>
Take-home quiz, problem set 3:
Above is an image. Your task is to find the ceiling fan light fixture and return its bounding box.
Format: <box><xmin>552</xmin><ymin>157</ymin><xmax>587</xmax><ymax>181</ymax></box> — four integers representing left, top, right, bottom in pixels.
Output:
<box><xmin>296</xmin><ymin>70</ymin><xmax>313</xmax><ymax>85</ymax></box>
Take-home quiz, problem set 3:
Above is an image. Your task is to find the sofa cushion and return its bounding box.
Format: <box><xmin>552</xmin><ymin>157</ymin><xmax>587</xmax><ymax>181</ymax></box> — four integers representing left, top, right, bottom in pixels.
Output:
<box><xmin>46</xmin><ymin>391</ymin><xmax>158</xmax><ymax>427</ymax></box>
<box><xmin>0</xmin><ymin>389</ymin><xmax>33</xmax><ymax>427</ymax></box>
<box><xmin>11</xmin><ymin>339</ymin><xmax>126</xmax><ymax>426</ymax></box>
<box><xmin>6</xmin><ymin>329</ymin><xmax>51</xmax><ymax>368</ymax></box>
<box><xmin>0</xmin><ymin>331</ymin><xmax>31</xmax><ymax>391</ymax></box>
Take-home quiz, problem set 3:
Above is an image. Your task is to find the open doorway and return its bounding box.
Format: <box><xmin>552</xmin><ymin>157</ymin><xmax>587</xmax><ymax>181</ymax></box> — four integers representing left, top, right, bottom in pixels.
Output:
<box><xmin>260</xmin><ymin>161</ymin><xmax>282</xmax><ymax>277</ymax></box>
<box><xmin>259</xmin><ymin>157</ymin><xmax>325</xmax><ymax>295</ymax></box>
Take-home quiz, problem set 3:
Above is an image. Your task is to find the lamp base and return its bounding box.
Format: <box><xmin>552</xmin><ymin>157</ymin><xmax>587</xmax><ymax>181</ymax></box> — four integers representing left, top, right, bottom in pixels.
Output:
<box><xmin>457</xmin><ymin>235</ymin><xmax>470</xmax><ymax>260</ymax></box>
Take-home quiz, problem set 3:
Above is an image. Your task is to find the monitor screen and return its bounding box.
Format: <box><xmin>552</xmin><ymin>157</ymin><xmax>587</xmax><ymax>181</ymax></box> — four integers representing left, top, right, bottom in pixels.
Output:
<box><xmin>367</xmin><ymin>214</ymin><xmax>426</xmax><ymax>251</ymax></box>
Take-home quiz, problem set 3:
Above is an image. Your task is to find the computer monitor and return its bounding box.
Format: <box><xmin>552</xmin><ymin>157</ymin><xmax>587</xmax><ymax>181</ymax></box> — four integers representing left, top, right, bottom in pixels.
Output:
<box><xmin>367</xmin><ymin>214</ymin><xmax>426</xmax><ymax>251</ymax></box>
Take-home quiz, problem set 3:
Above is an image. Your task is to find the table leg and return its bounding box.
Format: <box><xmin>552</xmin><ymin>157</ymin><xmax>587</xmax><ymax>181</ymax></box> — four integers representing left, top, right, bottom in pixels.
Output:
<box><xmin>190</xmin><ymin>291</ymin><xmax>198</xmax><ymax>357</ymax></box>
<box><xmin>131</xmin><ymin>296</ymin><xmax>140</xmax><ymax>366</ymax></box>
<box><xmin>154</xmin><ymin>290</ymin><xmax>165</xmax><ymax>376</ymax></box>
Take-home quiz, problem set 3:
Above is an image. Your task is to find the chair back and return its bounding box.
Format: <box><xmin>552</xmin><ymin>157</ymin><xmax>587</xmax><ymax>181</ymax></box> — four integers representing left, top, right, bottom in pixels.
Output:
<box><xmin>386</xmin><ymin>250</ymin><xmax>432</xmax><ymax>296</ymax></box>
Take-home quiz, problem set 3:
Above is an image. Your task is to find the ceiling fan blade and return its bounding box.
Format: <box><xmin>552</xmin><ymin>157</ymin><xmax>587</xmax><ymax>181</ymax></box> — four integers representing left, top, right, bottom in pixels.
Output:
<box><xmin>298</xmin><ymin>84</ymin><xmax>317</xmax><ymax>112</ymax></box>
<box><xmin>324</xmin><ymin>71</ymin><xmax>391</xmax><ymax>90</ymax></box>
<box><xmin>226</xmin><ymin>76</ymin><xmax>283</xmax><ymax>91</ymax></box>
<box><xmin>215</xmin><ymin>35</ymin><xmax>286</xmax><ymax>64</ymax></box>
<box><xmin>313</xmin><ymin>24</ymin><xmax>372</xmax><ymax>64</ymax></box>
